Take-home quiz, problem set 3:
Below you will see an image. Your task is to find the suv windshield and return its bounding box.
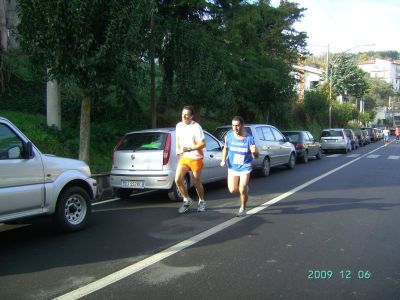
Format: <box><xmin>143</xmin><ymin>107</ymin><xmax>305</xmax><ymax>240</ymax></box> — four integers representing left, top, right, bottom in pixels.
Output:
<box><xmin>321</xmin><ymin>130</ymin><xmax>343</xmax><ymax>138</ymax></box>
<box><xmin>116</xmin><ymin>132</ymin><xmax>167</xmax><ymax>151</ymax></box>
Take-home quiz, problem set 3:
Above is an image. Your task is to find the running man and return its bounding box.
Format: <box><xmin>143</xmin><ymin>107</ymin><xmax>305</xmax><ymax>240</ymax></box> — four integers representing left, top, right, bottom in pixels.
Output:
<box><xmin>220</xmin><ymin>116</ymin><xmax>259</xmax><ymax>217</ymax></box>
<box><xmin>175</xmin><ymin>105</ymin><xmax>206</xmax><ymax>213</ymax></box>
<box><xmin>383</xmin><ymin>127</ymin><xmax>390</xmax><ymax>146</ymax></box>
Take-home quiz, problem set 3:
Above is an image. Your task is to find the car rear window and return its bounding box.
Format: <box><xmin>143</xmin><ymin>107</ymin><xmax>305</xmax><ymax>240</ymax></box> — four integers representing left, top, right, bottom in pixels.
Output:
<box><xmin>116</xmin><ymin>132</ymin><xmax>167</xmax><ymax>151</ymax></box>
<box><xmin>284</xmin><ymin>132</ymin><xmax>300</xmax><ymax>142</ymax></box>
<box><xmin>213</xmin><ymin>127</ymin><xmax>252</xmax><ymax>141</ymax></box>
<box><xmin>213</xmin><ymin>127</ymin><xmax>230</xmax><ymax>141</ymax></box>
<box><xmin>321</xmin><ymin>130</ymin><xmax>343</xmax><ymax>137</ymax></box>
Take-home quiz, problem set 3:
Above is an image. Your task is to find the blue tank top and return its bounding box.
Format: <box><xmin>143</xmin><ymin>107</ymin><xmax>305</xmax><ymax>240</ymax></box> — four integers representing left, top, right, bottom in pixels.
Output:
<box><xmin>226</xmin><ymin>131</ymin><xmax>254</xmax><ymax>172</ymax></box>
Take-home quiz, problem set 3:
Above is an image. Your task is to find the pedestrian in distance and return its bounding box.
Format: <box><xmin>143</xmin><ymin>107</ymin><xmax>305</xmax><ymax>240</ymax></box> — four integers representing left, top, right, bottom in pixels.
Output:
<box><xmin>383</xmin><ymin>127</ymin><xmax>390</xmax><ymax>146</ymax></box>
<box><xmin>175</xmin><ymin>105</ymin><xmax>207</xmax><ymax>213</ymax></box>
<box><xmin>395</xmin><ymin>127</ymin><xmax>400</xmax><ymax>142</ymax></box>
<box><xmin>220</xmin><ymin>116</ymin><xmax>259</xmax><ymax>217</ymax></box>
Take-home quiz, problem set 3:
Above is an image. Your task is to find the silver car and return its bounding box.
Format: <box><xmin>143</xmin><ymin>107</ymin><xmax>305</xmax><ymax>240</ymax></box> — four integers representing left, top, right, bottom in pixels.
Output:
<box><xmin>110</xmin><ymin>128</ymin><xmax>226</xmax><ymax>201</ymax></box>
<box><xmin>213</xmin><ymin>124</ymin><xmax>296</xmax><ymax>177</ymax></box>
<box><xmin>0</xmin><ymin>117</ymin><xmax>96</xmax><ymax>232</ymax></box>
<box><xmin>320</xmin><ymin>128</ymin><xmax>352</xmax><ymax>153</ymax></box>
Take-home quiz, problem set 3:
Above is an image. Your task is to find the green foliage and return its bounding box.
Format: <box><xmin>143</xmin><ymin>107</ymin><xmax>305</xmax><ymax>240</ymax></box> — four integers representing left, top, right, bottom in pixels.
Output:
<box><xmin>302</xmin><ymin>89</ymin><xmax>329</xmax><ymax>124</ymax></box>
<box><xmin>332</xmin><ymin>102</ymin><xmax>358</xmax><ymax>128</ymax></box>
<box><xmin>330</xmin><ymin>54</ymin><xmax>369</xmax><ymax>100</ymax></box>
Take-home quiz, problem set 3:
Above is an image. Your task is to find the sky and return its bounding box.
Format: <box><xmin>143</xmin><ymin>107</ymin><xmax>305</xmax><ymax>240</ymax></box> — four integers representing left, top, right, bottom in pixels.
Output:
<box><xmin>270</xmin><ymin>0</ymin><xmax>400</xmax><ymax>55</ymax></box>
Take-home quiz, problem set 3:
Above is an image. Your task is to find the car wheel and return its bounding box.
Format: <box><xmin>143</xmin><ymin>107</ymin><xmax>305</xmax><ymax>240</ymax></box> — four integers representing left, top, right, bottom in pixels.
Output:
<box><xmin>286</xmin><ymin>153</ymin><xmax>295</xmax><ymax>169</ymax></box>
<box><xmin>301</xmin><ymin>151</ymin><xmax>309</xmax><ymax>163</ymax></box>
<box><xmin>168</xmin><ymin>175</ymin><xmax>189</xmax><ymax>202</ymax></box>
<box><xmin>258</xmin><ymin>157</ymin><xmax>270</xmax><ymax>177</ymax></box>
<box><xmin>115</xmin><ymin>188</ymin><xmax>133</xmax><ymax>200</ymax></box>
<box><xmin>54</xmin><ymin>186</ymin><xmax>91</xmax><ymax>232</ymax></box>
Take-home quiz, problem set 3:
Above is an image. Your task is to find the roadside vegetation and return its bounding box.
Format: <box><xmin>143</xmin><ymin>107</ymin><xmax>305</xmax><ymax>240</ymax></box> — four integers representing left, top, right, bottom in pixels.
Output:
<box><xmin>1</xmin><ymin>2</ymin><xmax>399</xmax><ymax>173</ymax></box>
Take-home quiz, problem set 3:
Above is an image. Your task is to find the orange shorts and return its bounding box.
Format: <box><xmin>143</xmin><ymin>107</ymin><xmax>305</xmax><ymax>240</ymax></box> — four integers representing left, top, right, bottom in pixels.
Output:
<box><xmin>178</xmin><ymin>157</ymin><xmax>204</xmax><ymax>171</ymax></box>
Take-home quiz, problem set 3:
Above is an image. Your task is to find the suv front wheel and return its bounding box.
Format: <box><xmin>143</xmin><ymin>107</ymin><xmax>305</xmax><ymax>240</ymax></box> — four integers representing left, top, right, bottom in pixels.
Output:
<box><xmin>54</xmin><ymin>186</ymin><xmax>91</xmax><ymax>232</ymax></box>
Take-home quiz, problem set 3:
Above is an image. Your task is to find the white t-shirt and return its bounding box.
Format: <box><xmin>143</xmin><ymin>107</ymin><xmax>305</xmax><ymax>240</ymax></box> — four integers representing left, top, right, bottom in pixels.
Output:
<box><xmin>383</xmin><ymin>129</ymin><xmax>390</xmax><ymax>137</ymax></box>
<box><xmin>176</xmin><ymin>121</ymin><xmax>205</xmax><ymax>159</ymax></box>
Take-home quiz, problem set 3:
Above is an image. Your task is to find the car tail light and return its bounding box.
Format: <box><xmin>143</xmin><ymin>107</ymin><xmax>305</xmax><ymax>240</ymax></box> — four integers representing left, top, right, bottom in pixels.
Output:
<box><xmin>163</xmin><ymin>133</ymin><xmax>172</xmax><ymax>165</ymax></box>
<box><xmin>112</xmin><ymin>134</ymin><xmax>126</xmax><ymax>165</ymax></box>
<box><xmin>295</xmin><ymin>143</ymin><xmax>303</xmax><ymax>150</ymax></box>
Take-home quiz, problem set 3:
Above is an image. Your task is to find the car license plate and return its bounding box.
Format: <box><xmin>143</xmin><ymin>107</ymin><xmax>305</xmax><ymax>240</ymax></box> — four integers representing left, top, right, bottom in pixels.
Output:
<box><xmin>121</xmin><ymin>179</ymin><xmax>145</xmax><ymax>188</ymax></box>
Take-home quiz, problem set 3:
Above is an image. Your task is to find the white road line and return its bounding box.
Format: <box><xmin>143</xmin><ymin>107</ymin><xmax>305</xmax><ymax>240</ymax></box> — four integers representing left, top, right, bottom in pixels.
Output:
<box><xmin>347</xmin><ymin>154</ymin><xmax>361</xmax><ymax>158</ymax></box>
<box><xmin>326</xmin><ymin>154</ymin><xmax>342</xmax><ymax>157</ymax></box>
<box><xmin>388</xmin><ymin>155</ymin><xmax>400</xmax><ymax>160</ymax></box>
<box><xmin>54</xmin><ymin>147</ymin><xmax>381</xmax><ymax>300</ymax></box>
<box><xmin>366</xmin><ymin>154</ymin><xmax>380</xmax><ymax>158</ymax></box>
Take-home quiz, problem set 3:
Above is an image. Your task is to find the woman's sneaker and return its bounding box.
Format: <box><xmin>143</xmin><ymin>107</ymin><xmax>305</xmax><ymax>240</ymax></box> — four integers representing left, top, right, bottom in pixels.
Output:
<box><xmin>236</xmin><ymin>207</ymin><xmax>247</xmax><ymax>217</ymax></box>
<box><xmin>178</xmin><ymin>199</ymin><xmax>193</xmax><ymax>213</ymax></box>
<box><xmin>197</xmin><ymin>201</ymin><xmax>206</xmax><ymax>212</ymax></box>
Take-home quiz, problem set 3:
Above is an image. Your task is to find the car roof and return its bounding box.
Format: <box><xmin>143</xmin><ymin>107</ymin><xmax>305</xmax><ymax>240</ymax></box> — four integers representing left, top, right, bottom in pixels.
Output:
<box><xmin>125</xmin><ymin>127</ymin><xmax>175</xmax><ymax>135</ymax></box>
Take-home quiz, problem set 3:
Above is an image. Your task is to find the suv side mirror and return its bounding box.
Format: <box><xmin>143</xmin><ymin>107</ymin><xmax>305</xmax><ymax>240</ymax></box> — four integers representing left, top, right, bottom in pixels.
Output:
<box><xmin>23</xmin><ymin>141</ymin><xmax>34</xmax><ymax>159</ymax></box>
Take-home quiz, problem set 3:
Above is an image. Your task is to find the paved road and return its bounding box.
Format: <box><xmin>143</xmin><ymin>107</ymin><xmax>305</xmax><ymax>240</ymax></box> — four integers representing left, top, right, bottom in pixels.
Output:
<box><xmin>1</xmin><ymin>140</ymin><xmax>400</xmax><ymax>299</ymax></box>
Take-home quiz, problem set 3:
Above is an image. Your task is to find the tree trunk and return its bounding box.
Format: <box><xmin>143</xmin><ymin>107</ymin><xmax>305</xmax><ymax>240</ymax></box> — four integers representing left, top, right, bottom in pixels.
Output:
<box><xmin>79</xmin><ymin>95</ymin><xmax>91</xmax><ymax>163</ymax></box>
<box><xmin>0</xmin><ymin>0</ymin><xmax>7</xmax><ymax>51</ymax></box>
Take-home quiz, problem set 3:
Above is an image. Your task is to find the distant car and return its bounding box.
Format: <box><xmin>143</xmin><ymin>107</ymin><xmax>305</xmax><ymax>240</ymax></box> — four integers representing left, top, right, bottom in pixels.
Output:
<box><xmin>353</xmin><ymin>129</ymin><xmax>366</xmax><ymax>147</ymax></box>
<box><xmin>344</xmin><ymin>129</ymin><xmax>359</xmax><ymax>150</ymax></box>
<box><xmin>362</xmin><ymin>129</ymin><xmax>371</xmax><ymax>144</ymax></box>
<box><xmin>110</xmin><ymin>128</ymin><xmax>226</xmax><ymax>202</ymax></box>
<box><xmin>362</xmin><ymin>127</ymin><xmax>377</xmax><ymax>142</ymax></box>
<box><xmin>320</xmin><ymin>128</ymin><xmax>351</xmax><ymax>153</ymax></box>
<box><xmin>214</xmin><ymin>124</ymin><xmax>296</xmax><ymax>176</ymax></box>
<box><xmin>282</xmin><ymin>130</ymin><xmax>322</xmax><ymax>163</ymax></box>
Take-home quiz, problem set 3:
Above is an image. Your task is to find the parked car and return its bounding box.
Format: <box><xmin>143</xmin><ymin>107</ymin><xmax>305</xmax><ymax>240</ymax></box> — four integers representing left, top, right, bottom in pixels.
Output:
<box><xmin>353</xmin><ymin>128</ymin><xmax>366</xmax><ymax>147</ymax></box>
<box><xmin>213</xmin><ymin>124</ymin><xmax>296</xmax><ymax>176</ymax></box>
<box><xmin>110</xmin><ymin>128</ymin><xmax>226</xmax><ymax>201</ymax></box>
<box><xmin>320</xmin><ymin>128</ymin><xmax>352</xmax><ymax>153</ymax></box>
<box><xmin>0</xmin><ymin>117</ymin><xmax>97</xmax><ymax>232</ymax></box>
<box><xmin>282</xmin><ymin>130</ymin><xmax>322</xmax><ymax>163</ymax></box>
<box><xmin>362</xmin><ymin>129</ymin><xmax>371</xmax><ymax>144</ymax></box>
<box><xmin>344</xmin><ymin>129</ymin><xmax>359</xmax><ymax>150</ymax></box>
<box><xmin>362</xmin><ymin>127</ymin><xmax>377</xmax><ymax>142</ymax></box>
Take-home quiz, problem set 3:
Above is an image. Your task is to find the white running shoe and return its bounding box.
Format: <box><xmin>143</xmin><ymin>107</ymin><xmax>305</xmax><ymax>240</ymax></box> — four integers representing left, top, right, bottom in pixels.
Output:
<box><xmin>236</xmin><ymin>207</ymin><xmax>247</xmax><ymax>217</ymax></box>
<box><xmin>178</xmin><ymin>199</ymin><xmax>193</xmax><ymax>213</ymax></box>
<box><xmin>197</xmin><ymin>201</ymin><xmax>206</xmax><ymax>212</ymax></box>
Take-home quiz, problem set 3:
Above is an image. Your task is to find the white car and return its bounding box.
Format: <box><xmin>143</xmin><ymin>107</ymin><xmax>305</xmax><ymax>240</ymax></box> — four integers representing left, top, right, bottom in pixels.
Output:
<box><xmin>0</xmin><ymin>117</ymin><xmax>97</xmax><ymax>232</ymax></box>
<box><xmin>110</xmin><ymin>128</ymin><xmax>226</xmax><ymax>201</ymax></box>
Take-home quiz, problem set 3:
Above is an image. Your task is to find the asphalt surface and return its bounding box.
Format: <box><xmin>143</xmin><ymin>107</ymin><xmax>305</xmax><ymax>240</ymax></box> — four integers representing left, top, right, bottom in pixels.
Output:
<box><xmin>1</xmin><ymin>139</ymin><xmax>400</xmax><ymax>300</ymax></box>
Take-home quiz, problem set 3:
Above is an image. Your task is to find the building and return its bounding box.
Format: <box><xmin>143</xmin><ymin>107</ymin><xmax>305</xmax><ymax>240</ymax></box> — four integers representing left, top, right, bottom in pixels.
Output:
<box><xmin>292</xmin><ymin>63</ymin><xmax>324</xmax><ymax>101</ymax></box>
<box><xmin>359</xmin><ymin>58</ymin><xmax>400</xmax><ymax>92</ymax></box>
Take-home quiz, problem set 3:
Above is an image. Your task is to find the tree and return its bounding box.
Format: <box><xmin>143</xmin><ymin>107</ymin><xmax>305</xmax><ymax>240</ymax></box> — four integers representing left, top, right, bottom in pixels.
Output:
<box><xmin>17</xmin><ymin>0</ymin><xmax>152</xmax><ymax>162</ymax></box>
<box><xmin>330</xmin><ymin>53</ymin><xmax>369</xmax><ymax>101</ymax></box>
<box><xmin>332</xmin><ymin>101</ymin><xmax>358</xmax><ymax>127</ymax></box>
<box><xmin>303</xmin><ymin>89</ymin><xmax>329</xmax><ymax>125</ymax></box>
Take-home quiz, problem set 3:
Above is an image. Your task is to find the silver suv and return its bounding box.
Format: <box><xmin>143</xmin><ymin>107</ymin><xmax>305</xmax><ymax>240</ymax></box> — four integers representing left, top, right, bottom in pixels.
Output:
<box><xmin>0</xmin><ymin>117</ymin><xmax>97</xmax><ymax>232</ymax></box>
<box><xmin>213</xmin><ymin>124</ymin><xmax>296</xmax><ymax>176</ymax></box>
<box><xmin>110</xmin><ymin>128</ymin><xmax>226</xmax><ymax>201</ymax></box>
